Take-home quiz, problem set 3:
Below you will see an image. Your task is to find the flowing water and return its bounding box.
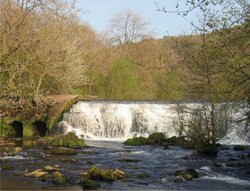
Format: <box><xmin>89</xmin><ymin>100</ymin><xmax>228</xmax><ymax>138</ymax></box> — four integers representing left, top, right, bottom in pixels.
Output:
<box><xmin>60</xmin><ymin>101</ymin><xmax>250</xmax><ymax>144</ymax></box>
<box><xmin>1</xmin><ymin>101</ymin><xmax>249</xmax><ymax>190</ymax></box>
<box><xmin>1</xmin><ymin>141</ymin><xmax>250</xmax><ymax>190</ymax></box>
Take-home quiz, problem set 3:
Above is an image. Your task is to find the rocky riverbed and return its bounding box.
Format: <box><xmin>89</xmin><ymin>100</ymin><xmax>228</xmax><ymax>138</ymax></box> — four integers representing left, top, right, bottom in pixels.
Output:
<box><xmin>0</xmin><ymin>138</ymin><xmax>250</xmax><ymax>190</ymax></box>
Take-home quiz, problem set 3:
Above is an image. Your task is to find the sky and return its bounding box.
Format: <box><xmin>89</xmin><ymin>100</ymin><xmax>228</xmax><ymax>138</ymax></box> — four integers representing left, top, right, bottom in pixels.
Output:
<box><xmin>76</xmin><ymin>0</ymin><xmax>197</xmax><ymax>38</ymax></box>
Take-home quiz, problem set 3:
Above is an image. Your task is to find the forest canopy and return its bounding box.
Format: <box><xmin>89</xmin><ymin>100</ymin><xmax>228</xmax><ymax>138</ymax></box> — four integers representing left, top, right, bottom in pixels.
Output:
<box><xmin>0</xmin><ymin>0</ymin><xmax>249</xmax><ymax>117</ymax></box>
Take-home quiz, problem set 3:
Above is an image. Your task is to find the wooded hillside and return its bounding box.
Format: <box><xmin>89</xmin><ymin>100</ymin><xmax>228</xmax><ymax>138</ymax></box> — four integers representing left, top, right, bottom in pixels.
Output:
<box><xmin>0</xmin><ymin>0</ymin><xmax>249</xmax><ymax>118</ymax></box>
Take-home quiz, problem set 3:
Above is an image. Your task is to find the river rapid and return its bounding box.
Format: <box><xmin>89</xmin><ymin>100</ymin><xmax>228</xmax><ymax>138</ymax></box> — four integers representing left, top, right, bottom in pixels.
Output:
<box><xmin>1</xmin><ymin>140</ymin><xmax>250</xmax><ymax>190</ymax></box>
<box><xmin>1</xmin><ymin>101</ymin><xmax>249</xmax><ymax>190</ymax></box>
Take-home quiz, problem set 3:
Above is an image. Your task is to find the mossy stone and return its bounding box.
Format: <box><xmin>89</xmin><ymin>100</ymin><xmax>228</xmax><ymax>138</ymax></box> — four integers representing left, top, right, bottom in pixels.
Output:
<box><xmin>89</xmin><ymin>166</ymin><xmax>101</xmax><ymax>180</ymax></box>
<box><xmin>166</xmin><ymin>136</ymin><xmax>191</xmax><ymax>147</ymax></box>
<box><xmin>100</xmin><ymin>170</ymin><xmax>116</xmax><ymax>181</ymax></box>
<box><xmin>49</xmin><ymin>132</ymin><xmax>86</xmax><ymax>148</ymax></box>
<box><xmin>175</xmin><ymin>168</ymin><xmax>199</xmax><ymax>181</ymax></box>
<box><xmin>148</xmin><ymin>132</ymin><xmax>167</xmax><ymax>145</ymax></box>
<box><xmin>23</xmin><ymin>122</ymin><xmax>36</xmax><ymax>137</ymax></box>
<box><xmin>81</xmin><ymin>178</ymin><xmax>101</xmax><ymax>189</ymax></box>
<box><xmin>124</xmin><ymin>137</ymin><xmax>148</xmax><ymax>146</ymax></box>
<box><xmin>0</xmin><ymin>118</ymin><xmax>15</xmax><ymax>137</ymax></box>
<box><xmin>53</xmin><ymin>171</ymin><xmax>67</xmax><ymax>184</ymax></box>
<box><xmin>2</xmin><ymin>163</ymin><xmax>11</xmax><ymax>170</ymax></box>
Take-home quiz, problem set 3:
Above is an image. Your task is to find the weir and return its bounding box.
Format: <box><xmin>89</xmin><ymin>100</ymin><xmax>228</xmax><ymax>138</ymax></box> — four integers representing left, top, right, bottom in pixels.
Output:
<box><xmin>59</xmin><ymin>101</ymin><xmax>249</xmax><ymax>144</ymax></box>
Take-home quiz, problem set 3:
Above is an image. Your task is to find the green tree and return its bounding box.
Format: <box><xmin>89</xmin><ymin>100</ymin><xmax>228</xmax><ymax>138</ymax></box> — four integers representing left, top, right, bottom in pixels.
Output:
<box><xmin>100</xmin><ymin>59</ymin><xmax>146</xmax><ymax>100</ymax></box>
<box><xmin>159</xmin><ymin>0</ymin><xmax>249</xmax><ymax>147</ymax></box>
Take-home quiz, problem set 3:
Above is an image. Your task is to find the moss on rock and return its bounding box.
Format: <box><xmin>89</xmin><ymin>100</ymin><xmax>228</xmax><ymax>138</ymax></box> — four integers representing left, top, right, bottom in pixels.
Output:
<box><xmin>174</xmin><ymin>168</ymin><xmax>199</xmax><ymax>181</ymax></box>
<box><xmin>49</xmin><ymin>132</ymin><xmax>86</xmax><ymax>148</ymax></box>
<box><xmin>23</xmin><ymin>121</ymin><xmax>36</xmax><ymax>137</ymax></box>
<box><xmin>166</xmin><ymin>136</ymin><xmax>192</xmax><ymax>147</ymax></box>
<box><xmin>124</xmin><ymin>137</ymin><xmax>148</xmax><ymax>146</ymax></box>
<box><xmin>0</xmin><ymin>118</ymin><xmax>15</xmax><ymax>137</ymax></box>
<box><xmin>148</xmin><ymin>132</ymin><xmax>167</xmax><ymax>145</ymax></box>
<box><xmin>53</xmin><ymin>171</ymin><xmax>67</xmax><ymax>185</ymax></box>
<box><xmin>88</xmin><ymin>166</ymin><xmax>126</xmax><ymax>182</ymax></box>
<box><xmin>80</xmin><ymin>178</ymin><xmax>101</xmax><ymax>189</ymax></box>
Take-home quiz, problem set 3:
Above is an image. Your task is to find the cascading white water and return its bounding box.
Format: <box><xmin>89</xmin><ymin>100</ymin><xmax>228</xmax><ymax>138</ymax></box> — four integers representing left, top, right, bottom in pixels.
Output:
<box><xmin>59</xmin><ymin>101</ymin><xmax>249</xmax><ymax>144</ymax></box>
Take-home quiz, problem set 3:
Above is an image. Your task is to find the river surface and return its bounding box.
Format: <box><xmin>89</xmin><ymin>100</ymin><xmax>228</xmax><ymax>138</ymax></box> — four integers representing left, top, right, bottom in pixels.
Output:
<box><xmin>1</xmin><ymin>140</ymin><xmax>250</xmax><ymax>190</ymax></box>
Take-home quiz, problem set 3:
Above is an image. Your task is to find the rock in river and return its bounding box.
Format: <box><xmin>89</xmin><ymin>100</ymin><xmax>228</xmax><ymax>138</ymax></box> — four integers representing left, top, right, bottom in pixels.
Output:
<box><xmin>174</xmin><ymin>168</ymin><xmax>199</xmax><ymax>181</ymax></box>
<box><xmin>51</xmin><ymin>147</ymin><xmax>76</xmax><ymax>155</ymax></box>
<box><xmin>24</xmin><ymin>169</ymin><xmax>48</xmax><ymax>178</ymax></box>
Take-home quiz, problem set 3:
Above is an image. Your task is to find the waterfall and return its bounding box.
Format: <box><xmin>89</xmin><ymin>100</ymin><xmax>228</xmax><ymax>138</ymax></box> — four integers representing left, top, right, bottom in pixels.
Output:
<box><xmin>59</xmin><ymin>101</ymin><xmax>249</xmax><ymax>144</ymax></box>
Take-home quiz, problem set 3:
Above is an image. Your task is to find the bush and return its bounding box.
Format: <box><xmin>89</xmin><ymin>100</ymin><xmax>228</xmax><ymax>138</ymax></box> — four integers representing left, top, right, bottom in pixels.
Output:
<box><xmin>148</xmin><ymin>132</ymin><xmax>167</xmax><ymax>145</ymax></box>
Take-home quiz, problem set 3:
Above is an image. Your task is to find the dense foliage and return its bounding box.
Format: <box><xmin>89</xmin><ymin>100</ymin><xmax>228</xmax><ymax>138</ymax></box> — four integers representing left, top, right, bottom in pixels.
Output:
<box><xmin>0</xmin><ymin>0</ymin><xmax>249</xmax><ymax>120</ymax></box>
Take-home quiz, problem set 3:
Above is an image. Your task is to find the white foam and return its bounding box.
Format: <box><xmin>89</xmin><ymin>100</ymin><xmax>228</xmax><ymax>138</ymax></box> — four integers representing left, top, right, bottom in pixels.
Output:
<box><xmin>59</xmin><ymin>101</ymin><xmax>249</xmax><ymax>144</ymax></box>
<box><xmin>202</xmin><ymin>175</ymin><xmax>250</xmax><ymax>186</ymax></box>
<box><xmin>0</xmin><ymin>155</ymin><xmax>32</xmax><ymax>160</ymax></box>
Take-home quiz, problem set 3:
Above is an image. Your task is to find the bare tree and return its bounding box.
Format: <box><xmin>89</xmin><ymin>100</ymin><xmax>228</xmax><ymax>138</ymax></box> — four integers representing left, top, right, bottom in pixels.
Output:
<box><xmin>107</xmin><ymin>9</ymin><xmax>152</xmax><ymax>45</ymax></box>
<box><xmin>0</xmin><ymin>0</ymin><xmax>96</xmax><ymax>115</ymax></box>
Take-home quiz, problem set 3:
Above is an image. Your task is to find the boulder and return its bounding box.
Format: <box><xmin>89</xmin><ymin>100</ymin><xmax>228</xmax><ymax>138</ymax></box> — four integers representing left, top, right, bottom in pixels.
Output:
<box><xmin>148</xmin><ymin>132</ymin><xmax>167</xmax><ymax>145</ymax></box>
<box><xmin>124</xmin><ymin>137</ymin><xmax>148</xmax><ymax>146</ymax></box>
<box><xmin>80</xmin><ymin>178</ymin><xmax>101</xmax><ymax>189</ymax></box>
<box><xmin>166</xmin><ymin>136</ymin><xmax>192</xmax><ymax>148</ymax></box>
<box><xmin>51</xmin><ymin>147</ymin><xmax>76</xmax><ymax>155</ymax></box>
<box><xmin>53</xmin><ymin>171</ymin><xmax>67</xmax><ymax>185</ymax></box>
<box><xmin>24</xmin><ymin>169</ymin><xmax>48</xmax><ymax>178</ymax></box>
<box><xmin>88</xmin><ymin>166</ymin><xmax>126</xmax><ymax>182</ymax></box>
<box><xmin>99</xmin><ymin>170</ymin><xmax>116</xmax><ymax>181</ymax></box>
<box><xmin>175</xmin><ymin>168</ymin><xmax>199</xmax><ymax>181</ymax></box>
<box><xmin>44</xmin><ymin>165</ymin><xmax>59</xmax><ymax>172</ymax></box>
<box><xmin>49</xmin><ymin>132</ymin><xmax>86</xmax><ymax>148</ymax></box>
<box><xmin>113</xmin><ymin>169</ymin><xmax>127</xmax><ymax>179</ymax></box>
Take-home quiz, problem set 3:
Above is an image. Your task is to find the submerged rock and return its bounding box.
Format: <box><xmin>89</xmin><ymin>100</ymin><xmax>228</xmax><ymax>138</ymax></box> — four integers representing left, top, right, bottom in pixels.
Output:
<box><xmin>234</xmin><ymin>145</ymin><xmax>248</xmax><ymax>151</ymax></box>
<box><xmin>49</xmin><ymin>132</ymin><xmax>86</xmax><ymax>148</ymax></box>
<box><xmin>59</xmin><ymin>158</ymin><xmax>77</xmax><ymax>163</ymax></box>
<box><xmin>138</xmin><ymin>172</ymin><xmax>150</xmax><ymax>179</ymax></box>
<box><xmin>116</xmin><ymin>158</ymin><xmax>141</xmax><ymax>163</ymax></box>
<box><xmin>2</xmin><ymin>163</ymin><xmax>11</xmax><ymax>170</ymax></box>
<box><xmin>174</xmin><ymin>168</ymin><xmax>199</xmax><ymax>181</ymax></box>
<box><xmin>80</xmin><ymin>178</ymin><xmax>101</xmax><ymax>189</ymax></box>
<box><xmin>51</xmin><ymin>147</ymin><xmax>76</xmax><ymax>155</ymax></box>
<box><xmin>22</xmin><ymin>139</ymin><xmax>37</xmax><ymax>148</ymax></box>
